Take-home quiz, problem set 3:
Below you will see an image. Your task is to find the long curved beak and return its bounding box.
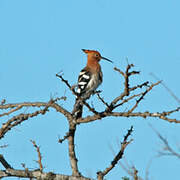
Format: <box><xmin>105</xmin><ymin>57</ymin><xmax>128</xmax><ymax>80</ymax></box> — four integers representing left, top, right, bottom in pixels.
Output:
<box><xmin>101</xmin><ymin>56</ymin><xmax>113</xmax><ymax>63</ymax></box>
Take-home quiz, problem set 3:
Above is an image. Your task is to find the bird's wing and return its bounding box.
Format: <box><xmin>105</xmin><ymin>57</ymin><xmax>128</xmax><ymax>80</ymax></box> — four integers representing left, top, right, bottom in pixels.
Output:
<box><xmin>76</xmin><ymin>68</ymin><xmax>92</xmax><ymax>96</ymax></box>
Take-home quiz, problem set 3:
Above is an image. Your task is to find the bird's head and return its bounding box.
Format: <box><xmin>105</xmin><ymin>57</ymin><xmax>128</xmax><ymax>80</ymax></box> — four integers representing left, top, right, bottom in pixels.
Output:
<box><xmin>82</xmin><ymin>49</ymin><xmax>113</xmax><ymax>63</ymax></box>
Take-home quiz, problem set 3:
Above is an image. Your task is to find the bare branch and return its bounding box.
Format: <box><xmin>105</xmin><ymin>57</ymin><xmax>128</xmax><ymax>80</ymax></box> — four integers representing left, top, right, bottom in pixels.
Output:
<box><xmin>0</xmin><ymin>169</ymin><xmax>91</xmax><ymax>179</ymax></box>
<box><xmin>114</xmin><ymin>64</ymin><xmax>133</xmax><ymax>98</ymax></box>
<box><xmin>150</xmin><ymin>125</ymin><xmax>180</xmax><ymax>159</ymax></box>
<box><xmin>0</xmin><ymin>99</ymin><xmax>65</xmax><ymax>139</ymax></box>
<box><xmin>128</xmin><ymin>81</ymin><xmax>161</xmax><ymax>113</ymax></box>
<box><xmin>82</xmin><ymin>100</ymin><xmax>98</xmax><ymax>115</ymax></box>
<box><xmin>130</xmin><ymin>81</ymin><xmax>149</xmax><ymax>91</ymax></box>
<box><xmin>124</xmin><ymin>64</ymin><xmax>132</xmax><ymax>96</ymax></box>
<box><xmin>68</xmin><ymin>124</ymin><xmax>81</xmax><ymax>176</ymax></box>
<box><xmin>114</xmin><ymin>67</ymin><xmax>125</xmax><ymax>76</ymax></box>
<box><xmin>150</xmin><ymin>72</ymin><xmax>180</xmax><ymax>105</ymax></box>
<box><xmin>97</xmin><ymin>126</ymin><xmax>133</xmax><ymax>180</ymax></box>
<box><xmin>56</xmin><ymin>73</ymin><xmax>73</xmax><ymax>91</ymax></box>
<box><xmin>120</xmin><ymin>160</ymin><xmax>134</xmax><ymax>178</ymax></box>
<box><xmin>0</xmin><ymin>110</ymin><xmax>48</xmax><ymax>140</ymax></box>
<box><xmin>58</xmin><ymin>131</ymin><xmax>70</xmax><ymax>143</ymax></box>
<box><xmin>0</xmin><ymin>98</ymin><xmax>67</xmax><ymax>118</ymax></box>
<box><xmin>109</xmin><ymin>66</ymin><xmax>147</xmax><ymax>111</ymax></box>
<box><xmin>123</xmin><ymin>126</ymin><xmax>133</xmax><ymax>141</ymax></box>
<box><xmin>0</xmin><ymin>63</ymin><xmax>179</xmax><ymax>180</ymax></box>
<box><xmin>30</xmin><ymin>140</ymin><xmax>43</xmax><ymax>172</ymax></box>
<box><xmin>77</xmin><ymin>107</ymin><xmax>180</xmax><ymax>124</ymax></box>
<box><xmin>0</xmin><ymin>154</ymin><xmax>12</xmax><ymax>169</ymax></box>
<box><xmin>113</xmin><ymin>92</ymin><xmax>142</xmax><ymax>109</ymax></box>
<box><xmin>120</xmin><ymin>159</ymin><xmax>144</xmax><ymax>180</ymax></box>
<box><xmin>0</xmin><ymin>98</ymin><xmax>72</xmax><ymax>122</ymax></box>
<box><xmin>0</xmin><ymin>105</ymin><xmax>24</xmax><ymax>117</ymax></box>
<box><xmin>96</xmin><ymin>91</ymin><xmax>110</xmax><ymax>108</ymax></box>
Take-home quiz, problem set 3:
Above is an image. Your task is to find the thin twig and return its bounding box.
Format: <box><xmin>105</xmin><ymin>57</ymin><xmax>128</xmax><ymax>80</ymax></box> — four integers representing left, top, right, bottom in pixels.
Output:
<box><xmin>130</xmin><ymin>81</ymin><xmax>149</xmax><ymax>91</ymax></box>
<box><xmin>30</xmin><ymin>140</ymin><xmax>43</xmax><ymax>172</ymax></box>
<box><xmin>109</xmin><ymin>65</ymin><xmax>142</xmax><ymax>111</ymax></box>
<box><xmin>77</xmin><ymin>107</ymin><xmax>180</xmax><ymax>124</ymax></box>
<box><xmin>0</xmin><ymin>101</ymin><xmax>52</xmax><ymax>139</ymax></box>
<box><xmin>97</xmin><ymin>126</ymin><xmax>133</xmax><ymax>180</ymax></box>
<box><xmin>0</xmin><ymin>98</ymin><xmax>72</xmax><ymax>121</ymax></box>
<box><xmin>113</xmin><ymin>92</ymin><xmax>143</xmax><ymax>109</ymax></box>
<box><xmin>0</xmin><ymin>105</ymin><xmax>23</xmax><ymax>117</ymax></box>
<box><xmin>96</xmin><ymin>92</ymin><xmax>110</xmax><ymax>108</ymax></box>
<box><xmin>56</xmin><ymin>73</ymin><xmax>73</xmax><ymax>91</ymax></box>
<box><xmin>150</xmin><ymin>72</ymin><xmax>180</xmax><ymax>105</ymax></box>
<box><xmin>150</xmin><ymin>124</ymin><xmax>180</xmax><ymax>159</ymax></box>
<box><xmin>120</xmin><ymin>160</ymin><xmax>144</xmax><ymax>180</ymax></box>
<box><xmin>114</xmin><ymin>67</ymin><xmax>124</xmax><ymax>76</ymax></box>
<box><xmin>128</xmin><ymin>81</ymin><xmax>161</xmax><ymax>113</ymax></box>
<box><xmin>58</xmin><ymin>131</ymin><xmax>71</xmax><ymax>143</ymax></box>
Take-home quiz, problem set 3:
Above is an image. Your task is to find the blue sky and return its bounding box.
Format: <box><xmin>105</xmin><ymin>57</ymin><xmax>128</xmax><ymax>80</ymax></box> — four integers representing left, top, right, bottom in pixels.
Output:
<box><xmin>0</xmin><ymin>0</ymin><xmax>180</xmax><ymax>179</ymax></box>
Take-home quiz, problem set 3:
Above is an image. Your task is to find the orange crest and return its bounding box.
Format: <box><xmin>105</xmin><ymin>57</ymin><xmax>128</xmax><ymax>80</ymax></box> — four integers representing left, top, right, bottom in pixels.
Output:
<box><xmin>82</xmin><ymin>49</ymin><xmax>100</xmax><ymax>55</ymax></box>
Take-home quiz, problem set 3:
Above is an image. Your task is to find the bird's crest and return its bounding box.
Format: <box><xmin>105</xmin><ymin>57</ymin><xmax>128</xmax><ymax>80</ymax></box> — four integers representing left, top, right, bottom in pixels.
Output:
<box><xmin>82</xmin><ymin>49</ymin><xmax>100</xmax><ymax>55</ymax></box>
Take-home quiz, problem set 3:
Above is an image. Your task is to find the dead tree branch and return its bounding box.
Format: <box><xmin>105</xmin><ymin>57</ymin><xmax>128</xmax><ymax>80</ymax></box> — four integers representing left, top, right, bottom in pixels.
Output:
<box><xmin>0</xmin><ymin>97</ymin><xmax>71</xmax><ymax>120</ymax></box>
<box><xmin>0</xmin><ymin>98</ymin><xmax>73</xmax><ymax>139</ymax></box>
<box><xmin>77</xmin><ymin>107</ymin><xmax>180</xmax><ymax>124</ymax></box>
<box><xmin>96</xmin><ymin>91</ymin><xmax>110</xmax><ymax>109</ymax></box>
<box><xmin>0</xmin><ymin>154</ymin><xmax>12</xmax><ymax>169</ymax></box>
<box><xmin>0</xmin><ymin>63</ymin><xmax>179</xmax><ymax>179</ymax></box>
<box><xmin>0</xmin><ymin>105</ymin><xmax>24</xmax><ymax>118</ymax></box>
<box><xmin>68</xmin><ymin>123</ymin><xmax>81</xmax><ymax>176</ymax></box>
<box><xmin>0</xmin><ymin>100</ymin><xmax>56</xmax><ymax>139</ymax></box>
<box><xmin>112</xmin><ymin>64</ymin><xmax>140</xmax><ymax>105</ymax></box>
<box><xmin>150</xmin><ymin>125</ymin><xmax>180</xmax><ymax>159</ymax></box>
<box><xmin>120</xmin><ymin>160</ymin><xmax>144</xmax><ymax>180</ymax></box>
<box><xmin>30</xmin><ymin>140</ymin><xmax>43</xmax><ymax>172</ymax></box>
<box><xmin>97</xmin><ymin>126</ymin><xmax>133</xmax><ymax>180</ymax></box>
<box><xmin>109</xmin><ymin>65</ymin><xmax>158</xmax><ymax>112</ymax></box>
<box><xmin>150</xmin><ymin>72</ymin><xmax>180</xmax><ymax>105</ymax></box>
<box><xmin>128</xmin><ymin>81</ymin><xmax>161</xmax><ymax>113</ymax></box>
<box><xmin>0</xmin><ymin>169</ymin><xmax>91</xmax><ymax>180</ymax></box>
<box><xmin>58</xmin><ymin>131</ymin><xmax>71</xmax><ymax>143</ymax></box>
<box><xmin>0</xmin><ymin>108</ymin><xmax>49</xmax><ymax>140</ymax></box>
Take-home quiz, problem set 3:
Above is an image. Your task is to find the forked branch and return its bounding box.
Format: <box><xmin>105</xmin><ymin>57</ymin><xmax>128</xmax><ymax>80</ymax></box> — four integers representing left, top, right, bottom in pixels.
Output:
<box><xmin>30</xmin><ymin>140</ymin><xmax>43</xmax><ymax>172</ymax></box>
<box><xmin>97</xmin><ymin>126</ymin><xmax>133</xmax><ymax>180</ymax></box>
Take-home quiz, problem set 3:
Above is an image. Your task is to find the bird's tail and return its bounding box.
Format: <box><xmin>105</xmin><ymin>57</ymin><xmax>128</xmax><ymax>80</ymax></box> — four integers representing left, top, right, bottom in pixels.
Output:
<box><xmin>72</xmin><ymin>98</ymin><xmax>83</xmax><ymax>119</ymax></box>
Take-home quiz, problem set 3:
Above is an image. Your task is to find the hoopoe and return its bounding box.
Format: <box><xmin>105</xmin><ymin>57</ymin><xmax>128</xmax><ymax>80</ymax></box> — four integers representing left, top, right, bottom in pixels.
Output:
<box><xmin>72</xmin><ymin>49</ymin><xmax>113</xmax><ymax>119</ymax></box>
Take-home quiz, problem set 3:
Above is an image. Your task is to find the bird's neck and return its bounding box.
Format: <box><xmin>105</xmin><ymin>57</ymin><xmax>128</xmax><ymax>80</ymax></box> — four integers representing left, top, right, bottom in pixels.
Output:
<box><xmin>87</xmin><ymin>58</ymin><xmax>101</xmax><ymax>73</ymax></box>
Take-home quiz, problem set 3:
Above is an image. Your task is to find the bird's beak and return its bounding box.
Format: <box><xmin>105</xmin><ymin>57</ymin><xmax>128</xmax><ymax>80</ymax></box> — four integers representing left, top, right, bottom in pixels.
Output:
<box><xmin>101</xmin><ymin>56</ymin><xmax>113</xmax><ymax>63</ymax></box>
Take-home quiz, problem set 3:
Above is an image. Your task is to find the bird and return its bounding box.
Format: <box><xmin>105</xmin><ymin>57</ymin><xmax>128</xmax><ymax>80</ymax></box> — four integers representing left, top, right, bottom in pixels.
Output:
<box><xmin>72</xmin><ymin>49</ymin><xmax>113</xmax><ymax>119</ymax></box>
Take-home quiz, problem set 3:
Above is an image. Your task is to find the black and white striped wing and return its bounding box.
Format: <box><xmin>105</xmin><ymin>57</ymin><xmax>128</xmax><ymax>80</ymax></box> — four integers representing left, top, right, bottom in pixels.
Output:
<box><xmin>76</xmin><ymin>69</ymin><xmax>91</xmax><ymax>96</ymax></box>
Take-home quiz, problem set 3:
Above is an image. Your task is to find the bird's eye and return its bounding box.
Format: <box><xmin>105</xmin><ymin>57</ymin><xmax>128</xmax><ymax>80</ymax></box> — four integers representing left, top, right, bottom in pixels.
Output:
<box><xmin>95</xmin><ymin>54</ymin><xmax>99</xmax><ymax>57</ymax></box>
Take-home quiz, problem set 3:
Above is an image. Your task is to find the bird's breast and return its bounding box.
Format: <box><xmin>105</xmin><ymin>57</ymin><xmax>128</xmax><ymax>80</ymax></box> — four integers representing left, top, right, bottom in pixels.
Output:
<box><xmin>87</xmin><ymin>71</ymin><xmax>102</xmax><ymax>91</ymax></box>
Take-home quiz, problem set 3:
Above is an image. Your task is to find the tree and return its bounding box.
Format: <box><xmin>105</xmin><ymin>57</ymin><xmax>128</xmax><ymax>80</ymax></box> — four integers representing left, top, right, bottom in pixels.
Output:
<box><xmin>0</xmin><ymin>63</ymin><xmax>179</xmax><ymax>180</ymax></box>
